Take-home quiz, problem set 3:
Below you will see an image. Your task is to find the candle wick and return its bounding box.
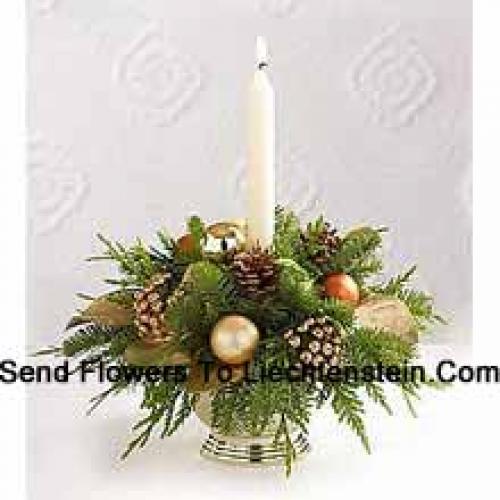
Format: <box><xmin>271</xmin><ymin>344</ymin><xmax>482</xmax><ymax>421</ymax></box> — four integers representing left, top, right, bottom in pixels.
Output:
<box><xmin>255</xmin><ymin>36</ymin><xmax>269</xmax><ymax>71</ymax></box>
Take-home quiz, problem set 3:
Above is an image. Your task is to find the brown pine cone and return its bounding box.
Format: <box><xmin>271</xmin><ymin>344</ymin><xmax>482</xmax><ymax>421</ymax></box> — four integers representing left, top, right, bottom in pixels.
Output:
<box><xmin>283</xmin><ymin>316</ymin><xmax>345</xmax><ymax>370</ymax></box>
<box><xmin>133</xmin><ymin>272</ymin><xmax>175</xmax><ymax>344</ymax></box>
<box><xmin>231</xmin><ymin>247</ymin><xmax>278</xmax><ymax>298</ymax></box>
<box><xmin>301</xmin><ymin>222</ymin><xmax>340</xmax><ymax>267</ymax></box>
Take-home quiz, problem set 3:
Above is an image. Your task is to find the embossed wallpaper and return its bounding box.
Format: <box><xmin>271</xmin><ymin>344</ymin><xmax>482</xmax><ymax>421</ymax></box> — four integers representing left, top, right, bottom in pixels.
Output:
<box><xmin>27</xmin><ymin>0</ymin><xmax>471</xmax><ymax>346</ymax></box>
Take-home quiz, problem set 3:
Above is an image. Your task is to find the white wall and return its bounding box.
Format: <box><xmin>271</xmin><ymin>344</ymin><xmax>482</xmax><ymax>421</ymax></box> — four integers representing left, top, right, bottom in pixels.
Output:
<box><xmin>27</xmin><ymin>0</ymin><xmax>471</xmax><ymax>345</ymax></box>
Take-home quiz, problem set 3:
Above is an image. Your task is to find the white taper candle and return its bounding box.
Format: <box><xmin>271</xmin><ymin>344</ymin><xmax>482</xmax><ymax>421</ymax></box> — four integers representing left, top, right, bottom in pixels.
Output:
<box><xmin>247</xmin><ymin>36</ymin><xmax>275</xmax><ymax>249</ymax></box>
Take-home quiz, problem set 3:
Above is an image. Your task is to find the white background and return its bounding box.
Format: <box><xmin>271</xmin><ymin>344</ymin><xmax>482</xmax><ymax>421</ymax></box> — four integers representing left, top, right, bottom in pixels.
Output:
<box><xmin>27</xmin><ymin>0</ymin><xmax>471</xmax><ymax>347</ymax></box>
<box><xmin>4</xmin><ymin>2</ymin><xmax>500</xmax><ymax>500</ymax></box>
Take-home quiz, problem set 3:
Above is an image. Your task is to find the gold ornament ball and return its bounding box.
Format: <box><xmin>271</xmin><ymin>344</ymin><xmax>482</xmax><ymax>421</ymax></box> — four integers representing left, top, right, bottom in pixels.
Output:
<box><xmin>210</xmin><ymin>315</ymin><xmax>260</xmax><ymax>365</ymax></box>
<box><xmin>177</xmin><ymin>220</ymin><xmax>247</xmax><ymax>255</ymax></box>
<box><xmin>324</xmin><ymin>273</ymin><xmax>360</xmax><ymax>305</ymax></box>
<box><xmin>204</xmin><ymin>220</ymin><xmax>247</xmax><ymax>253</ymax></box>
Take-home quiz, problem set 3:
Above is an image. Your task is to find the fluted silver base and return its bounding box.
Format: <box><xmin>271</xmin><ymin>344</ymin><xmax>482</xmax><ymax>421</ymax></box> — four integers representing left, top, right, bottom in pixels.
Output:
<box><xmin>200</xmin><ymin>431</ymin><xmax>311</xmax><ymax>465</ymax></box>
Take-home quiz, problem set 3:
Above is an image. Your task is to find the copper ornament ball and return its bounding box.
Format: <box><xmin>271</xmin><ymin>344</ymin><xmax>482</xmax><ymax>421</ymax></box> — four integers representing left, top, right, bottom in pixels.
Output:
<box><xmin>324</xmin><ymin>273</ymin><xmax>360</xmax><ymax>305</ymax></box>
<box><xmin>176</xmin><ymin>234</ymin><xmax>196</xmax><ymax>253</ymax></box>
<box><xmin>210</xmin><ymin>315</ymin><xmax>260</xmax><ymax>365</ymax></box>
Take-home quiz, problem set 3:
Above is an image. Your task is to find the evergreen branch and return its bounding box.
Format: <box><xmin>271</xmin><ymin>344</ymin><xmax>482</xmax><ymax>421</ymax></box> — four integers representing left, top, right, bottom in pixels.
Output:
<box><xmin>122</xmin><ymin>382</ymin><xmax>193</xmax><ymax>459</ymax></box>
<box><xmin>331</xmin><ymin>383</ymin><xmax>371</xmax><ymax>453</ymax></box>
<box><xmin>167</xmin><ymin>391</ymin><xmax>194</xmax><ymax>436</ymax></box>
<box><xmin>39</xmin><ymin>209</ymin><xmax>447</xmax><ymax>475</ymax></box>
<box><xmin>32</xmin><ymin>346</ymin><xmax>62</xmax><ymax>356</ymax></box>
<box><xmin>62</xmin><ymin>324</ymin><xmax>116</xmax><ymax>358</ymax></box>
<box><xmin>370</xmin><ymin>266</ymin><xmax>446</xmax><ymax>333</ymax></box>
<box><xmin>399</xmin><ymin>381</ymin><xmax>420</xmax><ymax>417</ymax></box>
<box><xmin>347</xmin><ymin>326</ymin><xmax>416</xmax><ymax>368</ymax></box>
<box><xmin>273</xmin><ymin>414</ymin><xmax>297</xmax><ymax>477</ymax></box>
<box><xmin>95</xmin><ymin>233</ymin><xmax>165</xmax><ymax>287</ymax></box>
<box><xmin>364</xmin><ymin>382</ymin><xmax>393</xmax><ymax>415</ymax></box>
<box><xmin>87</xmin><ymin>380</ymin><xmax>129</xmax><ymax>416</ymax></box>
<box><xmin>274</xmin><ymin>207</ymin><xmax>301</xmax><ymax>260</ymax></box>
<box><xmin>328</xmin><ymin>226</ymin><xmax>385</xmax><ymax>283</ymax></box>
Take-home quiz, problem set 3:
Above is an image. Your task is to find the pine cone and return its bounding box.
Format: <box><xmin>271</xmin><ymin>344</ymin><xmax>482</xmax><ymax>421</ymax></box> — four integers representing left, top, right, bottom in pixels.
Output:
<box><xmin>133</xmin><ymin>272</ymin><xmax>174</xmax><ymax>344</ymax></box>
<box><xmin>301</xmin><ymin>222</ymin><xmax>340</xmax><ymax>267</ymax></box>
<box><xmin>231</xmin><ymin>247</ymin><xmax>278</xmax><ymax>298</ymax></box>
<box><xmin>283</xmin><ymin>316</ymin><xmax>345</xmax><ymax>370</ymax></box>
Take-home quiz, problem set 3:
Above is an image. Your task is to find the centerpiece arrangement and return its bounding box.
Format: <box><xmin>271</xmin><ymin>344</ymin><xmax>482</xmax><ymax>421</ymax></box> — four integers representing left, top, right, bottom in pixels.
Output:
<box><xmin>41</xmin><ymin>38</ymin><xmax>444</xmax><ymax>475</ymax></box>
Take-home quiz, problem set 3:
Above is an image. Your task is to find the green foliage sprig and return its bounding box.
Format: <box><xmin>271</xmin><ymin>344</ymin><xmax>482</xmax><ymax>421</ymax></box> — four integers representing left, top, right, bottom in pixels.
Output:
<box><xmin>42</xmin><ymin>207</ymin><xmax>444</xmax><ymax>476</ymax></box>
<box><xmin>370</xmin><ymin>266</ymin><xmax>446</xmax><ymax>333</ymax></box>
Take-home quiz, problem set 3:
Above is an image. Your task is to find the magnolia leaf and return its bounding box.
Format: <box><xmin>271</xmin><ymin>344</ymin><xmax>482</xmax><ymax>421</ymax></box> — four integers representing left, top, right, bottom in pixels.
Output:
<box><xmin>355</xmin><ymin>297</ymin><xmax>417</xmax><ymax>343</ymax></box>
<box><xmin>67</xmin><ymin>295</ymin><xmax>134</xmax><ymax>329</ymax></box>
<box><xmin>123</xmin><ymin>341</ymin><xmax>191</xmax><ymax>367</ymax></box>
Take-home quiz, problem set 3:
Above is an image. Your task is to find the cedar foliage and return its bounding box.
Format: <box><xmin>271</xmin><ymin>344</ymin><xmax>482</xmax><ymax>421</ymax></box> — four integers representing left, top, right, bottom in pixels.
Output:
<box><xmin>44</xmin><ymin>208</ymin><xmax>443</xmax><ymax>476</ymax></box>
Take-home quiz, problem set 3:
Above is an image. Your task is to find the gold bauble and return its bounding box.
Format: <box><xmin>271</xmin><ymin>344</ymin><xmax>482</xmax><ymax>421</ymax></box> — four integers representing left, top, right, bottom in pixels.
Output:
<box><xmin>176</xmin><ymin>220</ymin><xmax>247</xmax><ymax>255</ymax></box>
<box><xmin>210</xmin><ymin>315</ymin><xmax>259</xmax><ymax>365</ymax></box>
<box><xmin>204</xmin><ymin>220</ymin><xmax>247</xmax><ymax>253</ymax></box>
<box><xmin>354</xmin><ymin>297</ymin><xmax>417</xmax><ymax>342</ymax></box>
<box><xmin>324</xmin><ymin>273</ymin><xmax>360</xmax><ymax>305</ymax></box>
